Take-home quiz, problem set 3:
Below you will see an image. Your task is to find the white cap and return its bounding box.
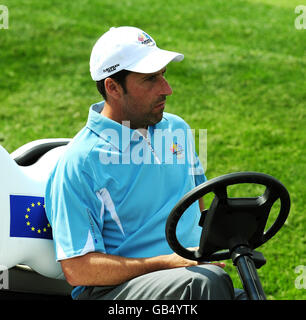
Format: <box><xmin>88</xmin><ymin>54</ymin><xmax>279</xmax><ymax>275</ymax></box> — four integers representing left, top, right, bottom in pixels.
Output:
<box><xmin>90</xmin><ymin>26</ymin><xmax>184</xmax><ymax>81</ymax></box>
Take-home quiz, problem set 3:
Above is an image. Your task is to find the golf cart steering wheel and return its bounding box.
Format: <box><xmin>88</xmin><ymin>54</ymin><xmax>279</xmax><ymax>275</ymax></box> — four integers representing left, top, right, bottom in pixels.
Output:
<box><xmin>166</xmin><ymin>172</ymin><xmax>290</xmax><ymax>262</ymax></box>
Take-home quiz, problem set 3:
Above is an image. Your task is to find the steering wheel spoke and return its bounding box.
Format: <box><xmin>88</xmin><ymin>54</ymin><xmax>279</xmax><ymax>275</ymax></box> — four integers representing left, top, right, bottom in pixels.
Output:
<box><xmin>213</xmin><ymin>185</ymin><xmax>228</xmax><ymax>202</ymax></box>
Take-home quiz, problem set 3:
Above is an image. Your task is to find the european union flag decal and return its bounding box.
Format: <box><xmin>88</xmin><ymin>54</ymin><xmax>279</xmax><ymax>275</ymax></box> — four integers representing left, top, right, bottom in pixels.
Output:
<box><xmin>10</xmin><ymin>195</ymin><xmax>52</xmax><ymax>240</ymax></box>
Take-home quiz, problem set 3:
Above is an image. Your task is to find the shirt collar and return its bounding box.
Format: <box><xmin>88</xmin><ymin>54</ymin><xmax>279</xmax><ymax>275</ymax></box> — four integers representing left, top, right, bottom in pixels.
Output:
<box><xmin>86</xmin><ymin>101</ymin><xmax>147</xmax><ymax>152</ymax></box>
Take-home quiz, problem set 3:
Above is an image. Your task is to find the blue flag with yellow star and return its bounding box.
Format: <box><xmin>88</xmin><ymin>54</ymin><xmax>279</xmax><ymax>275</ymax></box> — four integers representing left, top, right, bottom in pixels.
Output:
<box><xmin>10</xmin><ymin>195</ymin><xmax>53</xmax><ymax>240</ymax></box>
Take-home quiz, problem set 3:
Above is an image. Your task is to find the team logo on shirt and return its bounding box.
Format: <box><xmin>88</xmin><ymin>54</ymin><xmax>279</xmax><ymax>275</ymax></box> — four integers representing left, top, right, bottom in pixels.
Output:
<box><xmin>170</xmin><ymin>142</ymin><xmax>184</xmax><ymax>159</ymax></box>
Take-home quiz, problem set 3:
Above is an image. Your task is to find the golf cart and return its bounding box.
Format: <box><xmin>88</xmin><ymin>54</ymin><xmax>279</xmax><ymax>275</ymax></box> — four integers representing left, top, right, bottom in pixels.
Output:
<box><xmin>0</xmin><ymin>139</ymin><xmax>290</xmax><ymax>300</ymax></box>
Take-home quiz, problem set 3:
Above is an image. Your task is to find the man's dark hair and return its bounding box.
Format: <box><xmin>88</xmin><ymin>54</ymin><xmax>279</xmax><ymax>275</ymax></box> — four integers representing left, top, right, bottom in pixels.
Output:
<box><xmin>96</xmin><ymin>70</ymin><xmax>131</xmax><ymax>100</ymax></box>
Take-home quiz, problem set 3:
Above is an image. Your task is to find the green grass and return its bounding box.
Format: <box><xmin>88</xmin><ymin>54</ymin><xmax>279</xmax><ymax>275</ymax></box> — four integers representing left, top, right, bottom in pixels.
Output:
<box><xmin>0</xmin><ymin>0</ymin><xmax>305</xmax><ymax>299</ymax></box>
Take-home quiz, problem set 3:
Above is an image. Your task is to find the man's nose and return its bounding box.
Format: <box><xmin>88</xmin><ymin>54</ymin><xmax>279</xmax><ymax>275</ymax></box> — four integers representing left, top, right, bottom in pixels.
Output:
<box><xmin>160</xmin><ymin>77</ymin><xmax>173</xmax><ymax>96</ymax></box>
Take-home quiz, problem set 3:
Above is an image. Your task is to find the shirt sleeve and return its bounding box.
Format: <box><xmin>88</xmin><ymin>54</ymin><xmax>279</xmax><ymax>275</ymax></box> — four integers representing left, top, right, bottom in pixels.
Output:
<box><xmin>45</xmin><ymin>155</ymin><xmax>106</xmax><ymax>261</ymax></box>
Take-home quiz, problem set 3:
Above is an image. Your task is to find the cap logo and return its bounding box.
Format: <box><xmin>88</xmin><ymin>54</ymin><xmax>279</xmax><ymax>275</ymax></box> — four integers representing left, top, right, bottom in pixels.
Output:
<box><xmin>103</xmin><ymin>63</ymin><xmax>120</xmax><ymax>73</ymax></box>
<box><xmin>137</xmin><ymin>32</ymin><xmax>154</xmax><ymax>46</ymax></box>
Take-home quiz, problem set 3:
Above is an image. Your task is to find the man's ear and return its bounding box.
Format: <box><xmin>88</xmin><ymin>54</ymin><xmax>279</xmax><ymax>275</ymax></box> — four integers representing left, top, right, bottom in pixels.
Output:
<box><xmin>104</xmin><ymin>78</ymin><xmax>124</xmax><ymax>100</ymax></box>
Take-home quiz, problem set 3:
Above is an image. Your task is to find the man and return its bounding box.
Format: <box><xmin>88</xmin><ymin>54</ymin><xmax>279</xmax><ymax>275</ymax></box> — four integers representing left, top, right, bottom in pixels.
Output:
<box><xmin>45</xmin><ymin>26</ymin><xmax>240</xmax><ymax>300</ymax></box>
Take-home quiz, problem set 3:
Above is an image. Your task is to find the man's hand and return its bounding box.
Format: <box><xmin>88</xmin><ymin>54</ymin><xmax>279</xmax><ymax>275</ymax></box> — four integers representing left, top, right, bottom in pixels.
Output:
<box><xmin>165</xmin><ymin>251</ymin><xmax>226</xmax><ymax>269</ymax></box>
<box><xmin>187</xmin><ymin>247</ymin><xmax>226</xmax><ymax>268</ymax></box>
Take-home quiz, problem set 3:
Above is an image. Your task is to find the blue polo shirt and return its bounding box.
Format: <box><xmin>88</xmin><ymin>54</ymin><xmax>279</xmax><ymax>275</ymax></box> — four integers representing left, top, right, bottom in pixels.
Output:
<box><xmin>45</xmin><ymin>101</ymin><xmax>207</xmax><ymax>298</ymax></box>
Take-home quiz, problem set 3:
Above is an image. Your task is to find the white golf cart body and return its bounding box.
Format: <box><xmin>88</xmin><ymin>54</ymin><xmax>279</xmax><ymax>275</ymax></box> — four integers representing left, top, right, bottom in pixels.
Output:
<box><xmin>0</xmin><ymin>139</ymin><xmax>72</xmax><ymax>299</ymax></box>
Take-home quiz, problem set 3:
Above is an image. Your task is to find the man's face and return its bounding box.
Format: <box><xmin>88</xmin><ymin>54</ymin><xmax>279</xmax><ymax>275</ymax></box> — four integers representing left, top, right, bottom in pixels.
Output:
<box><xmin>120</xmin><ymin>67</ymin><xmax>173</xmax><ymax>129</ymax></box>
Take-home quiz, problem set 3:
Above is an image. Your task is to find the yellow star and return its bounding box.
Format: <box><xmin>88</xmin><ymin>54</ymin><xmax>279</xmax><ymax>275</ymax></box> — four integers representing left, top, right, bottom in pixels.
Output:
<box><xmin>43</xmin><ymin>204</ymin><xmax>45</xmax><ymax>208</ymax></box>
<box><xmin>27</xmin><ymin>208</ymin><xmax>30</xmax><ymax>212</ymax></box>
<box><xmin>26</xmin><ymin>221</ymin><xmax>30</xmax><ymax>226</ymax></box>
<box><xmin>47</xmin><ymin>223</ymin><xmax>51</xmax><ymax>228</ymax></box>
<box><xmin>43</xmin><ymin>228</ymin><xmax>47</xmax><ymax>232</ymax></box>
<box><xmin>37</xmin><ymin>202</ymin><xmax>41</xmax><ymax>206</ymax></box>
<box><xmin>31</xmin><ymin>203</ymin><xmax>35</xmax><ymax>207</ymax></box>
<box><xmin>25</xmin><ymin>214</ymin><xmax>29</xmax><ymax>219</ymax></box>
<box><xmin>37</xmin><ymin>229</ymin><xmax>41</xmax><ymax>234</ymax></box>
<box><xmin>31</xmin><ymin>227</ymin><xmax>35</xmax><ymax>231</ymax></box>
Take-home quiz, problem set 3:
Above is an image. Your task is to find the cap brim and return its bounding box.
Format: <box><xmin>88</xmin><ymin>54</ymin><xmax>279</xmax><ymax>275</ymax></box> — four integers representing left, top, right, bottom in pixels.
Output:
<box><xmin>124</xmin><ymin>47</ymin><xmax>184</xmax><ymax>74</ymax></box>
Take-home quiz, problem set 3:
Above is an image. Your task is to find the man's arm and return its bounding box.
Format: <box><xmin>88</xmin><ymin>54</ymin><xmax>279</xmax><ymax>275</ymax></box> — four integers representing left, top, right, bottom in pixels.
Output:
<box><xmin>61</xmin><ymin>199</ymin><xmax>211</xmax><ymax>287</ymax></box>
<box><xmin>61</xmin><ymin>251</ymin><xmax>202</xmax><ymax>287</ymax></box>
<box><xmin>62</xmin><ymin>250</ymin><xmax>226</xmax><ymax>287</ymax></box>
